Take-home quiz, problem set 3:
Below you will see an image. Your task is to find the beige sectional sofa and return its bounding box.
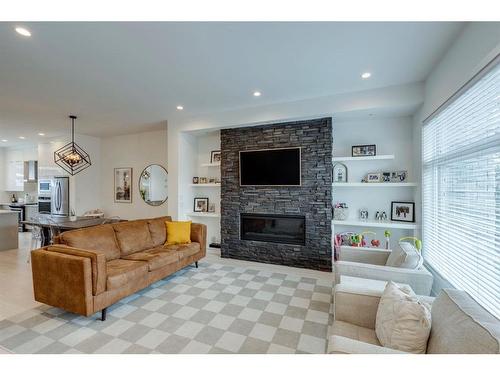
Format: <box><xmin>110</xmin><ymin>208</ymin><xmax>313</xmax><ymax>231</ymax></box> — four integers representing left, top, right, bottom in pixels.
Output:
<box><xmin>329</xmin><ymin>282</ymin><xmax>500</xmax><ymax>354</ymax></box>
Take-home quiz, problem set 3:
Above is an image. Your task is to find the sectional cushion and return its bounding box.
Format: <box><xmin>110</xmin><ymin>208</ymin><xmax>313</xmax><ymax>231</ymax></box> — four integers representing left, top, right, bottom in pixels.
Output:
<box><xmin>112</xmin><ymin>220</ymin><xmax>155</xmax><ymax>256</ymax></box>
<box><xmin>165</xmin><ymin>242</ymin><xmax>200</xmax><ymax>259</ymax></box>
<box><xmin>59</xmin><ymin>224</ymin><xmax>121</xmax><ymax>261</ymax></box>
<box><xmin>147</xmin><ymin>216</ymin><xmax>172</xmax><ymax>247</ymax></box>
<box><xmin>331</xmin><ymin>320</ymin><xmax>380</xmax><ymax>346</ymax></box>
<box><xmin>106</xmin><ymin>259</ymin><xmax>148</xmax><ymax>290</ymax></box>
<box><xmin>426</xmin><ymin>289</ymin><xmax>500</xmax><ymax>354</ymax></box>
<box><xmin>122</xmin><ymin>247</ymin><xmax>180</xmax><ymax>271</ymax></box>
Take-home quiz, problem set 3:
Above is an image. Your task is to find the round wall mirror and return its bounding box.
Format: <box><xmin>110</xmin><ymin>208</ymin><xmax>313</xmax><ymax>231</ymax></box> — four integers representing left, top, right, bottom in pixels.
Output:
<box><xmin>139</xmin><ymin>164</ymin><xmax>168</xmax><ymax>206</ymax></box>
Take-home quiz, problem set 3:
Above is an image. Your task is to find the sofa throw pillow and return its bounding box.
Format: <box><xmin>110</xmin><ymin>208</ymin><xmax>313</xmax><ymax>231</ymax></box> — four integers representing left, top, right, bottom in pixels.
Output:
<box><xmin>375</xmin><ymin>282</ymin><xmax>432</xmax><ymax>354</ymax></box>
<box><xmin>165</xmin><ymin>221</ymin><xmax>192</xmax><ymax>246</ymax></box>
<box><xmin>399</xmin><ymin>241</ymin><xmax>423</xmax><ymax>269</ymax></box>
<box><xmin>385</xmin><ymin>242</ymin><xmax>423</xmax><ymax>269</ymax></box>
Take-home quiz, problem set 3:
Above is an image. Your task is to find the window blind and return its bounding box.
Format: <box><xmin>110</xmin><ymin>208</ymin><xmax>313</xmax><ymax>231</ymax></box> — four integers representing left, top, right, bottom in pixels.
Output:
<box><xmin>422</xmin><ymin>61</ymin><xmax>500</xmax><ymax>319</ymax></box>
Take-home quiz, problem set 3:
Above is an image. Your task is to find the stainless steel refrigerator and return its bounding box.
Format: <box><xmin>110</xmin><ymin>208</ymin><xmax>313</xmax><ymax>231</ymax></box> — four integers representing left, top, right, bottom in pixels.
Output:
<box><xmin>51</xmin><ymin>176</ymin><xmax>70</xmax><ymax>216</ymax></box>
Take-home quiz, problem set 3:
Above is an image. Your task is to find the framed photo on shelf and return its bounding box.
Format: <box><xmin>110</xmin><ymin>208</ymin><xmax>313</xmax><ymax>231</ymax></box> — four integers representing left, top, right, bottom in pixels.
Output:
<box><xmin>194</xmin><ymin>197</ymin><xmax>209</xmax><ymax>212</ymax></box>
<box><xmin>366</xmin><ymin>172</ymin><xmax>381</xmax><ymax>183</ymax></box>
<box><xmin>390</xmin><ymin>170</ymin><xmax>408</xmax><ymax>182</ymax></box>
<box><xmin>333</xmin><ymin>162</ymin><xmax>348</xmax><ymax>183</ymax></box>
<box><xmin>114</xmin><ymin>167</ymin><xmax>132</xmax><ymax>203</ymax></box>
<box><xmin>391</xmin><ymin>201</ymin><xmax>415</xmax><ymax>222</ymax></box>
<box><xmin>210</xmin><ymin>150</ymin><xmax>221</xmax><ymax>164</ymax></box>
<box><xmin>352</xmin><ymin>144</ymin><xmax>376</xmax><ymax>157</ymax></box>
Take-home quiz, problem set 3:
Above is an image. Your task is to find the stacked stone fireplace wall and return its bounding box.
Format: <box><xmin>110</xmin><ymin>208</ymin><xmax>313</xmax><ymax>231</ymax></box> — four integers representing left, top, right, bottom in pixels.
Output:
<box><xmin>220</xmin><ymin>118</ymin><xmax>333</xmax><ymax>271</ymax></box>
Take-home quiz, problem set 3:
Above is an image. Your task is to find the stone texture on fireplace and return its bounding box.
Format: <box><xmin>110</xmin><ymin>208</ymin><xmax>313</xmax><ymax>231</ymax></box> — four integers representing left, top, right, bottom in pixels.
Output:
<box><xmin>221</xmin><ymin>117</ymin><xmax>333</xmax><ymax>271</ymax></box>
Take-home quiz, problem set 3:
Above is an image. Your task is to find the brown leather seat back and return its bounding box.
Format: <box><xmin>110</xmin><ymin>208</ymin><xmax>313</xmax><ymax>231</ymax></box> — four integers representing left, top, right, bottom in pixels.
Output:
<box><xmin>59</xmin><ymin>224</ymin><xmax>121</xmax><ymax>261</ymax></box>
<box><xmin>147</xmin><ymin>216</ymin><xmax>172</xmax><ymax>247</ymax></box>
<box><xmin>112</xmin><ymin>219</ymin><xmax>155</xmax><ymax>256</ymax></box>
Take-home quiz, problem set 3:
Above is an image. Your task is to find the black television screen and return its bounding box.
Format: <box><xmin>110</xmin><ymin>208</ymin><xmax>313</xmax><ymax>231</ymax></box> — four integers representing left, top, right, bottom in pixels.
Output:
<box><xmin>239</xmin><ymin>147</ymin><xmax>301</xmax><ymax>186</ymax></box>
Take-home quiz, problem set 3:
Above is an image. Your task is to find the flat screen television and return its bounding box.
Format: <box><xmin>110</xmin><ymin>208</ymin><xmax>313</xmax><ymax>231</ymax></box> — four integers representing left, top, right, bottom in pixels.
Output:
<box><xmin>239</xmin><ymin>147</ymin><xmax>301</xmax><ymax>186</ymax></box>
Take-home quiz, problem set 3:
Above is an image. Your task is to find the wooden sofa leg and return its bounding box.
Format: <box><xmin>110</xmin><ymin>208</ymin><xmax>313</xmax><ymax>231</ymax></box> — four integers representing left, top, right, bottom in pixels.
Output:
<box><xmin>101</xmin><ymin>308</ymin><xmax>107</xmax><ymax>321</ymax></box>
<box><xmin>195</xmin><ymin>261</ymin><xmax>198</xmax><ymax>268</ymax></box>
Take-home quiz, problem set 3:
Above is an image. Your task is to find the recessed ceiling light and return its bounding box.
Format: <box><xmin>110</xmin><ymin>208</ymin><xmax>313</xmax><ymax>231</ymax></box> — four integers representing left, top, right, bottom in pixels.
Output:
<box><xmin>18</xmin><ymin>136</ymin><xmax>26</xmax><ymax>139</ymax></box>
<box><xmin>38</xmin><ymin>133</ymin><xmax>45</xmax><ymax>136</ymax></box>
<box><xmin>361</xmin><ymin>72</ymin><xmax>371</xmax><ymax>79</ymax></box>
<box><xmin>15</xmin><ymin>27</ymin><xmax>31</xmax><ymax>37</ymax></box>
<box><xmin>1</xmin><ymin>139</ymin><xmax>7</xmax><ymax>142</ymax></box>
<box><xmin>253</xmin><ymin>91</ymin><xmax>262</xmax><ymax>97</ymax></box>
<box><xmin>176</xmin><ymin>105</ymin><xmax>184</xmax><ymax>110</ymax></box>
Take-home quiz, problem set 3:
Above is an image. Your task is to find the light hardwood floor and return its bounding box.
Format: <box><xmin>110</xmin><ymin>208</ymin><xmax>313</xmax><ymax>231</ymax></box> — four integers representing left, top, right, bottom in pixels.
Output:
<box><xmin>0</xmin><ymin>232</ymin><xmax>333</xmax><ymax>321</ymax></box>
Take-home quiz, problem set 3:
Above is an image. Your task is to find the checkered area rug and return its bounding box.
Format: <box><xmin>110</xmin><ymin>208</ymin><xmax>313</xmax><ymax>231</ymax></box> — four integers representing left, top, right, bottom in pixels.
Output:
<box><xmin>0</xmin><ymin>261</ymin><xmax>333</xmax><ymax>354</ymax></box>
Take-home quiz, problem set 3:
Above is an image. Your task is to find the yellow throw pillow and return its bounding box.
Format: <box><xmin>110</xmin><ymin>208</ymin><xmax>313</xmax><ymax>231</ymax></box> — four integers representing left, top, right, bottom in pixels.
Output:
<box><xmin>165</xmin><ymin>220</ymin><xmax>192</xmax><ymax>246</ymax></box>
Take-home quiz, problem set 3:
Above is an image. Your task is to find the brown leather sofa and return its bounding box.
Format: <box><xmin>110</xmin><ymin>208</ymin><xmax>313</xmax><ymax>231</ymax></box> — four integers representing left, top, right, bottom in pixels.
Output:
<box><xmin>31</xmin><ymin>216</ymin><xmax>206</xmax><ymax>321</ymax></box>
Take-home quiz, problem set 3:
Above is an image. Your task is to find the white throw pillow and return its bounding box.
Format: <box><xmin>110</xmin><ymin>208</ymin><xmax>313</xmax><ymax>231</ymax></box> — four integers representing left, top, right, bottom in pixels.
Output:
<box><xmin>385</xmin><ymin>242</ymin><xmax>423</xmax><ymax>269</ymax></box>
<box><xmin>375</xmin><ymin>282</ymin><xmax>432</xmax><ymax>354</ymax></box>
<box><xmin>399</xmin><ymin>241</ymin><xmax>423</xmax><ymax>269</ymax></box>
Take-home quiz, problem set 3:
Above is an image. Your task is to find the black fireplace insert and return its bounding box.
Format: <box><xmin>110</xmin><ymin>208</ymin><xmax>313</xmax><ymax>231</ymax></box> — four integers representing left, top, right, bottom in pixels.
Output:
<box><xmin>240</xmin><ymin>213</ymin><xmax>306</xmax><ymax>245</ymax></box>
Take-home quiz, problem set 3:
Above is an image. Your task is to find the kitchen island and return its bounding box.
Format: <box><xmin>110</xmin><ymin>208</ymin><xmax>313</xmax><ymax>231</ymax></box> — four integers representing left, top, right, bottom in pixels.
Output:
<box><xmin>0</xmin><ymin>210</ymin><xmax>18</xmax><ymax>251</ymax></box>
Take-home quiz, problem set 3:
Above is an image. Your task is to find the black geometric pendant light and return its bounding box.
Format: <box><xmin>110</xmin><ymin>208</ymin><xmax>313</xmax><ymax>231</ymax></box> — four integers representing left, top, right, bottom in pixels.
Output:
<box><xmin>54</xmin><ymin>115</ymin><xmax>92</xmax><ymax>175</ymax></box>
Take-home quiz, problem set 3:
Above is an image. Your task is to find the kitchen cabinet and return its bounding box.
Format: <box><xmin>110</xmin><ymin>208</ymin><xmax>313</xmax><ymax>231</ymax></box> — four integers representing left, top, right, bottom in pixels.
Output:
<box><xmin>5</xmin><ymin>160</ymin><xmax>24</xmax><ymax>191</ymax></box>
<box><xmin>3</xmin><ymin>146</ymin><xmax>38</xmax><ymax>191</ymax></box>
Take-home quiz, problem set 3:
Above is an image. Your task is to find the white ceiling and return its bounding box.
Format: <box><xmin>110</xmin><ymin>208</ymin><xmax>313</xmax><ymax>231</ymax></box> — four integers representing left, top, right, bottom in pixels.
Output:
<box><xmin>0</xmin><ymin>22</ymin><xmax>464</xmax><ymax>146</ymax></box>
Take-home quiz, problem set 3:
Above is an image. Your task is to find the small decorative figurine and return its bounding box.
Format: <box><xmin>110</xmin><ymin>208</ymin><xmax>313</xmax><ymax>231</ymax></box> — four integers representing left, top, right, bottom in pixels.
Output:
<box><xmin>359</xmin><ymin>209</ymin><xmax>369</xmax><ymax>221</ymax></box>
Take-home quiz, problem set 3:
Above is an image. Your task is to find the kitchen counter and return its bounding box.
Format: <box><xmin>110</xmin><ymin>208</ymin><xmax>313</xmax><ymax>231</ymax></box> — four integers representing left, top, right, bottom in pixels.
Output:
<box><xmin>0</xmin><ymin>210</ymin><xmax>18</xmax><ymax>251</ymax></box>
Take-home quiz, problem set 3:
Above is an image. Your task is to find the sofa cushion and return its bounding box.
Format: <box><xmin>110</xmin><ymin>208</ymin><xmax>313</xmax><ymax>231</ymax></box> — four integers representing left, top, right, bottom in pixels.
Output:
<box><xmin>427</xmin><ymin>289</ymin><xmax>500</xmax><ymax>354</ymax></box>
<box><xmin>148</xmin><ymin>216</ymin><xmax>172</xmax><ymax>247</ymax></box>
<box><xmin>122</xmin><ymin>247</ymin><xmax>180</xmax><ymax>271</ymax></box>
<box><xmin>165</xmin><ymin>221</ymin><xmax>192</xmax><ymax>245</ymax></box>
<box><xmin>375</xmin><ymin>282</ymin><xmax>432</xmax><ymax>354</ymax></box>
<box><xmin>328</xmin><ymin>335</ymin><xmax>405</xmax><ymax>354</ymax></box>
<box><xmin>165</xmin><ymin>242</ymin><xmax>200</xmax><ymax>259</ymax></box>
<box><xmin>106</xmin><ymin>259</ymin><xmax>148</xmax><ymax>290</ymax></box>
<box><xmin>112</xmin><ymin>220</ymin><xmax>155</xmax><ymax>256</ymax></box>
<box><xmin>59</xmin><ymin>224</ymin><xmax>121</xmax><ymax>261</ymax></box>
<box><xmin>385</xmin><ymin>242</ymin><xmax>422</xmax><ymax>269</ymax></box>
<box><xmin>331</xmin><ymin>320</ymin><xmax>380</xmax><ymax>346</ymax></box>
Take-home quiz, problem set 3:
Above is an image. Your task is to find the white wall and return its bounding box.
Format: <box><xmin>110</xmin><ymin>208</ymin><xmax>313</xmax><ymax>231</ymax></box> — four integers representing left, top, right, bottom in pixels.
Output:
<box><xmin>421</xmin><ymin>22</ymin><xmax>500</xmax><ymax>120</ymax></box>
<box><xmin>178</xmin><ymin>131</ymin><xmax>221</xmax><ymax>244</ymax></box>
<box><xmin>333</xmin><ymin>116</ymin><xmax>417</xmax><ymax>242</ymax></box>
<box><xmin>100</xmin><ymin>128</ymin><xmax>168</xmax><ymax>220</ymax></box>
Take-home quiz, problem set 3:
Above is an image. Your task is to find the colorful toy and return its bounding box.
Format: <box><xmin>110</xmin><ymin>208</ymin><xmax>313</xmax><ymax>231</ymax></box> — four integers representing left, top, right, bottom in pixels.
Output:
<box><xmin>350</xmin><ymin>234</ymin><xmax>362</xmax><ymax>247</ymax></box>
<box><xmin>384</xmin><ymin>230</ymin><xmax>392</xmax><ymax>250</ymax></box>
<box><xmin>359</xmin><ymin>231</ymin><xmax>377</xmax><ymax>247</ymax></box>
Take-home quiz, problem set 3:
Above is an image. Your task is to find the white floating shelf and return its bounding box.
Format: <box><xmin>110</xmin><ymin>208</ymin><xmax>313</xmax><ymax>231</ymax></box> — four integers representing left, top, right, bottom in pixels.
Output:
<box><xmin>333</xmin><ymin>182</ymin><xmax>417</xmax><ymax>188</ymax></box>
<box><xmin>200</xmin><ymin>163</ymin><xmax>221</xmax><ymax>167</ymax></box>
<box><xmin>333</xmin><ymin>155</ymin><xmax>395</xmax><ymax>162</ymax></box>
<box><xmin>189</xmin><ymin>184</ymin><xmax>221</xmax><ymax>187</ymax></box>
<box><xmin>333</xmin><ymin>219</ymin><xmax>419</xmax><ymax>230</ymax></box>
<box><xmin>186</xmin><ymin>212</ymin><xmax>220</xmax><ymax>218</ymax></box>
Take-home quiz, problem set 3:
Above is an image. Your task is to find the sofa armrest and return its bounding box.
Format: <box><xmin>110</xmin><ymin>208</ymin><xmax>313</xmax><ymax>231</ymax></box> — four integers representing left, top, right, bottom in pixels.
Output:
<box><xmin>328</xmin><ymin>335</ymin><xmax>406</xmax><ymax>354</ymax></box>
<box><xmin>334</xmin><ymin>283</ymin><xmax>382</xmax><ymax>329</ymax></box>
<box><xmin>335</xmin><ymin>261</ymin><xmax>434</xmax><ymax>296</ymax></box>
<box><xmin>191</xmin><ymin>223</ymin><xmax>207</xmax><ymax>255</ymax></box>
<box><xmin>31</xmin><ymin>249</ymin><xmax>94</xmax><ymax>316</ymax></box>
<box><xmin>339</xmin><ymin>246</ymin><xmax>391</xmax><ymax>265</ymax></box>
<box><xmin>46</xmin><ymin>245</ymin><xmax>106</xmax><ymax>295</ymax></box>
